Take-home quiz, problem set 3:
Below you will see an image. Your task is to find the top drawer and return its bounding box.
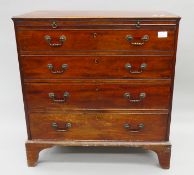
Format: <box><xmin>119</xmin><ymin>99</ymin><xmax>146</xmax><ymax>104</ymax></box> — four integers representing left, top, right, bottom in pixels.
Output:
<box><xmin>16</xmin><ymin>29</ymin><xmax>175</xmax><ymax>53</ymax></box>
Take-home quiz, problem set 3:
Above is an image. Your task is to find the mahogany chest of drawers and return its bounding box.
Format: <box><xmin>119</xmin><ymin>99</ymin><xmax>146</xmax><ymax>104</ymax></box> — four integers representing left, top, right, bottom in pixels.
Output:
<box><xmin>12</xmin><ymin>11</ymin><xmax>180</xmax><ymax>168</ymax></box>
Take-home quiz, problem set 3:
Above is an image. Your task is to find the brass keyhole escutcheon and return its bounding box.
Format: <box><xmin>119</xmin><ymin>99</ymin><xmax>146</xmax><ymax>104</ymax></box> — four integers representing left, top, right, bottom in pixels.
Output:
<box><xmin>94</xmin><ymin>58</ymin><xmax>99</xmax><ymax>64</ymax></box>
<box><xmin>93</xmin><ymin>32</ymin><xmax>97</xmax><ymax>38</ymax></box>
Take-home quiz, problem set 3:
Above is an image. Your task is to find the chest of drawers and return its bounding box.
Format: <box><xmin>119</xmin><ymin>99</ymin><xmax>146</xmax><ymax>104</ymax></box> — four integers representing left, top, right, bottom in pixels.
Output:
<box><xmin>12</xmin><ymin>11</ymin><xmax>180</xmax><ymax>168</ymax></box>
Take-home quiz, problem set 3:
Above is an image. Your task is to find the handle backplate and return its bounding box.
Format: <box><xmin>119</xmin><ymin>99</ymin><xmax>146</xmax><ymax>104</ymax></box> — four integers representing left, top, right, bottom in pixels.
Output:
<box><xmin>126</xmin><ymin>34</ymin><xmax>149</xmax><ymax>46</ymax></box>
<box><xmin>124</xmin><ymin>123</ymin><xmax>144</xmax><ymax>133</ymax></box>
<box><xmin>125</xmin><ymin>63</ymin><xmax>147</xmax><ymax>74</ymax></box>
<box><xmin>47</xmin><ymin>64</ymin><xmax>68</xmax><ymax>74</ymax></box>
<box><xmin>48</xmin><ymin>92</ymin><xmax>69</xmax><ymax>103</ymax></box>
<box><xmin>124</xmin><ymin>92</ymin><xmax>146</xmax><ymax>103</ymax></box>
<box><xmin>51</xmin><ymin>122</ymin><xmax>72</xmax><ymax>132</ymax></box>
<box><xmin>44</xmin><ymin>35</ymin><xmax>66</xmax><ymax>47</ymax></box>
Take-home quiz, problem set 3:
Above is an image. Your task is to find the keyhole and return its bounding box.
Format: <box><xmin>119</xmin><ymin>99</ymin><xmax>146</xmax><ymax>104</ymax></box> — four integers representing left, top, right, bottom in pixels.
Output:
<box><xmin>93</xmin><ymin>33</ymin><xmax>97</xmax><ymax>38</ymax></box>
<box><xmin>95</xmin><ymin>88</ymin><xmax>99</xmax><ymax>91</ymax></box>
<box><xmin>94</xmin><ymin>58</ymin><xmax>99</xmax><ymax>64</ymax></box>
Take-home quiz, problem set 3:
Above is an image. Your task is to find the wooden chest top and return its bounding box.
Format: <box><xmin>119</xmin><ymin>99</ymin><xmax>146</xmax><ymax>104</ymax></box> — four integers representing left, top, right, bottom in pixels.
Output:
<box><xmin>13</xmin><ymin>10</ymin><xmax>180</xmax><ymax>19</ymax></box>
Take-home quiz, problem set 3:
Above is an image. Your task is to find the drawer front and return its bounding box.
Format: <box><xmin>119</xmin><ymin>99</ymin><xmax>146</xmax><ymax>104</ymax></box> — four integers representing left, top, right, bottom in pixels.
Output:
<box><xmin>24</xmin><ymin>82</ymin><xmax>171</xmax><ymax>112</ymax></box>
<box><xmin>21</xmin><ymin>55</ymin><xmax>173</xmax><ymax>79</ymax></box>
<box><xmin>17</xmin><ymin>29</ymin><xmax>175</xmax><ymax>52</ymax></box>
<box><xmin>29</xmin><ymin>113</ymin><xmax>168</xmax><ymax>141</ymax></box>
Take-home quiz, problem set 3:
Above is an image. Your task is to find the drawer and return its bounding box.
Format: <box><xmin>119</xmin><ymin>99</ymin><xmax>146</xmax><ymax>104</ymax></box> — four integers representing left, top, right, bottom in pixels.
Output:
<box><xmin>17</xmin><ymin>29</ymin><xmax>175</xmax><ymax>52</ymax></box>
<box><xmin>24</xmin><ymin>82</ymin><xmax>171</xmax><ymax>112</ymax></box>
<box><xmin>29</xmin><ymin>113</ymin><xmax>168</xmax><ymax>141</ymax></box>
<box><xmin>21</xmin><ymin>55</ymin><xmax>173</xmax><ymax>79</ymax></box>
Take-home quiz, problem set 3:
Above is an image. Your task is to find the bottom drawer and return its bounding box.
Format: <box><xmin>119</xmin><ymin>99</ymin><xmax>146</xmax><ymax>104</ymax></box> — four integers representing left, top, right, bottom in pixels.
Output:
<box><xmin>29</xmin><ymin>113</ymin><xmax>168</xmax><ymax>141</ymax></box>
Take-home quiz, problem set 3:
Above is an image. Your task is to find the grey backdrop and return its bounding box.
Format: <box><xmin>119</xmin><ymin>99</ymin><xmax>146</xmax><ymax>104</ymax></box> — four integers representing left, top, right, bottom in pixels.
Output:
<box><xmin>0</xmin><ymin>0</ymin><xmax>193</xmax><ymax>174</ymax></box>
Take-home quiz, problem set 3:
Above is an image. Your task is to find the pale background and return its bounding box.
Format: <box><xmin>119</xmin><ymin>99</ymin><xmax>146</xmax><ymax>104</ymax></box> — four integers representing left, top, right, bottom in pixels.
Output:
<box><xmin>0</xmin><ymin>0</ymin><xmax>193</xmax><ymax>174</ymax></box>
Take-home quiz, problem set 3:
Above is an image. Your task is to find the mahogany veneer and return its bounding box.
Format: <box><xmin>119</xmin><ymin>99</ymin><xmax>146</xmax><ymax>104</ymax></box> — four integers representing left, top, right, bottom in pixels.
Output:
<box><xmin>12</xmin><ymin>11</ymin><xmax>180</xmax><ymax>168</ymax></box>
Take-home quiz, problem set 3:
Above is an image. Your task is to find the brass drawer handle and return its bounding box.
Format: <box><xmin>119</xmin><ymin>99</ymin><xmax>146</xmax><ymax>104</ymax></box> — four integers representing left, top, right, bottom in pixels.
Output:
<box><xmin>124</xmin><ymin>123</ymin><xmax>144</xmax><ymax>133</ymax></box>
<box><xmin>51</xmin><ymin>21</ymin><xmax>57</xmax><ymax>29</ymax></box>
<box><xmin>126</xmin><ymin>35</ymin><xmax>149</xmax><ymax>46</ymax></box>
<box><xmin>47</xmin><ymin>64</ymin><xmax>68</xmax><ymax>74</ymax></box>
<box><xmin>131</xmin><ymin>42</ymin><xmax>144</xmax><ymax>46</ymax></box>
<box><xmin>124</xmin><ymin>92</ymin><xmax>146</xmax><ymax>103</ymax></box>
<box><xmin>135</xmin><ymin>20</ymin><xmax>141</xmax><ymax>29</ymax></box>
<box><xmin>48</xmin><ymin>92</ymin><xmax>69</xmax><ymax>103</ymax></box>
<box><xmin>125</xmin><ymin>63</ymin><xmax>147</xmax><ymax>74</ymax></box>
<box><xmin>44</xmin><ymin>35</ymin><xmax>66</xmax><ymax>47</ymax></box>
<box><xmin>51</xmin><ymin>122</ymin><xmax>72</xmax><ymax>132</ymax></box>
